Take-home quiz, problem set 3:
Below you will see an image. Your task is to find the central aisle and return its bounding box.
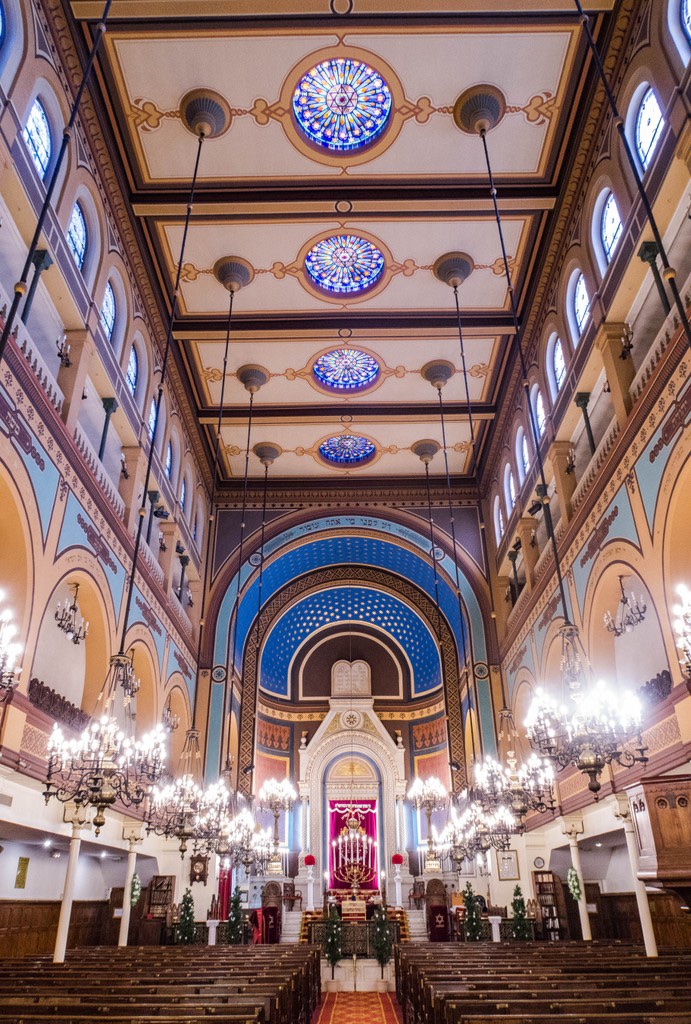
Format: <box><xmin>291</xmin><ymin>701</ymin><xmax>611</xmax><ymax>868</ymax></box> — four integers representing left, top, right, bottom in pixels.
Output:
<box><xmin>314</xmin><ymin>992</ymin><xmax>402</xmax><ymax>1023</ymax></box>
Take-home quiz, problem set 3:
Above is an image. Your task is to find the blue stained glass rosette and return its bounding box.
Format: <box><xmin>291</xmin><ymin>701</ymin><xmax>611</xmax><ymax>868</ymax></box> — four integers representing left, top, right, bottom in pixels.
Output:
<box><xmin>313</xmin><ymin>349</ymin><xmax>380</xmax><ymax>390</ymax></box>
<box><xmin>305</xmin><ymin>234</ymin><xmax>385</xmax><ymax>295</ymax></box>
<box><xmin>293</xmin><ymin>57</ymin><xmax>392</xmax><ymax>152</ymax></box>
<box><xmin>319</xmin><ymin>434</ymin><xmax>376</xmax><ymax>465</ymax></box>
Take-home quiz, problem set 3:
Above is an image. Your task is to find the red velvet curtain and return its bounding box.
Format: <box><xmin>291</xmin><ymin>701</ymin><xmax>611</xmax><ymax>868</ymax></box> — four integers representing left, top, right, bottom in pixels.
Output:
<box><xmin>217</xmin><ymin>863</ymin><xmax>232</xmax><ymax>921</ymax></box>
<box><xmin>328</xmin><ymin>799</ymin><xmax>378</xmax><ymax>891</ymax></box>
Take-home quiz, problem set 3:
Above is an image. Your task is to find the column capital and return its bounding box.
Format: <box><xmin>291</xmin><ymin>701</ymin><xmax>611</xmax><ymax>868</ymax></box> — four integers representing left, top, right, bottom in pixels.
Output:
<box><xmin>561</xmin><ymin>814</ymin><xmax>584</xmax><ymax>839</ymax></box>
<box><xmin>637</xmin><ymin>240</ymin><xmax>659</xmax><ymax>265</ymax></box>
<box><xmin>594</xmin><ymin>321</ymin><xmax>628</xmax><ymax>353</ymax></box>
<box><xmin>574</xmin><ymin>391</ymin><xmax>591</xmax><ymax>411</ymax></box>
<box><xmin>507</xmin><ymin>549</ymin><xmax>518</xmax><ymax>564</ymax></box>
<box><xmin>63</xmin><ymin>801</ymin><xmax>90</xmax><ymax>829</ymax></box>
<box><xmin>549</xmin><ymin>440</ymin><xmax>576</xmax><ymax>459</ymax></box>
<box><xmin>612</xmin><ymin>792</ymin><xmax>633</xmax><ymax>825</ymax></box>
<box><xmin>122</xmin><ymin>821</ymin><xmax>144</xmax><ymax>844</ymax></box>
<box><xmin>31</xmin><ymin>249</ymin><xmax>53</xmax><ymax>272</ymax></box>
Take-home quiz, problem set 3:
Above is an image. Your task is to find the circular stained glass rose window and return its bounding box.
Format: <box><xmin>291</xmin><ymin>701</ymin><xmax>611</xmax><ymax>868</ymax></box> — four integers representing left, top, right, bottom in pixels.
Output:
<box><xmin>305</xmin><ymin>234</ymin><xmax>385</xmax><ymax>295</ymax></box>
<box><xmin>313</xmin><ymin>348</ymin><xmax>380</xmax><ymax>390</ymax></box>
<box><xmin>319</xmin><ymin>434</ymin><xmax>376</xmax><ymax>465</ymax></box>
<box><xmin>293</xmin><ymin>58</ymin><xmax>392</xmax><ymax>152</ymax></box>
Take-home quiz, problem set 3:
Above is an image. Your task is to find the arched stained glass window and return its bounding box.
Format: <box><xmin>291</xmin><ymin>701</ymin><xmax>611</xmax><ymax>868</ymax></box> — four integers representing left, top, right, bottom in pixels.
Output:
<box><xmin>507</xmin><ymin>469</ymin><xmax>517</xmax><ymax>509</ymax></box>
<box><xmin>600</xmin><ymin>191</ymin><xmax>622</xmax><ymax>263</ymax></box>
<box><xmin>313</xmin><ymin>348</ymin><xmax>379</xmax><ymax>390</ymax></box>
<box><xmin>553</xmin><ymin>337</ymin><xmax>566</xmax><ymax>391</ymax></box>
<box><xmin>635</xmin><ymin>87</ymin><xmax>664</xmax><ymax>170</ymax></box>
<box><xmin>192</xmin><ymin>515</ymin><xmax>198</xmax><ymax>543</ymax></box>
<box><xmin>66</xmin><ymin>202</ymin><xmax>88</xmax><ymax>270</ymax></box>
<box><xmin>319</xmin><ymin>433</ymin><xmax>375</xmax><ymax>465</ymax></box>
<box><xmin>147</xmin><ymin>398</ymin><xmax>158</xmax><ymax>441</ymax></box>
<box><xmin>521</xmin><ymin>434</ymin><xmax>530</xmax><ymax>477</ymax></box>
<box><xmin>165</xmin><ymin>441</ymin><xmax>173</xmax><ymax>479</ymax></box>
<box><xmin>23</xmin><ymin>98</ymin><xmax>52</xmax><ymax>179</ymax></box>
<box><xmin>126</xmin><ymin>345</ymin><xmax>138</xmax><ymax>397</ymax></box>
<box><xmin>100</xmin><ymin>282</ymin><xmax>116</xmax><ymax>341</ymax></box>
<box><xmin>494</xmin><ymin>496</ymin><xmax>505</xmax><ymax>542</ymax></box>
<box><xmin>180</xmin><ymin>478</ymin><xmax>187</xmax><ymax>514</ymax></box>
<box><xmin>534</xmin><ymin>389</ymin><xmax>546</xmax><ymax>436</ymax></box>
<box><xmin>292</xmin><ymin>58</ymin><xmax>392</xmax><ymax>152</ymax></box>
<box><xmin>684</xmin><ymin>0</ymin><xmax>691</xmax><ymax>42</ymax></box>
<box><xmin>0</xmin><ymin>3</ymin><xmax>6</xmax><ymax>49</ymax></box>
<box><xmin>573</xmin><ymin>273</ymin><xmax>590</xmax><ymax>335</ymax></box>
<box><xmin>305</xmin><ymin>234</ymin><xmax>385</xmax><ymax>295</ymax></box>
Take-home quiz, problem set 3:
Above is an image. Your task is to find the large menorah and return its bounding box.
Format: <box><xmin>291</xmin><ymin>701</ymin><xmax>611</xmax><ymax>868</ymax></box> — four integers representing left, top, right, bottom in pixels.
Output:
<box><xmin>331</xmin><ymin>815</ymin><xmax>377</xmax><ymax>898</ymax></box>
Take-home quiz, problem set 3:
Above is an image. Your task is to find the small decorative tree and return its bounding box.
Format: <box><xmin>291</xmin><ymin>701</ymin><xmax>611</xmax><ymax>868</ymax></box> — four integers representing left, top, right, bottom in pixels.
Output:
<box><xmin>567</xmin><ymin>867</ymin><xmax>582</xmax><ymax>901</ymax></box>
<box><xmin>511</xmin><ymin>884</ymin><xmax>531</xmax><ymax>940</ymax></box>
<box><xmin>177</xmin><ymin>887</ymin><xmax>196</xmax><ymax>945</ymax></box>
<box><xmin>324</xmin><ymin>905</ymin><xmax>342</xmax><ymax>979</ymax></box>
<box><xmin>227</xmin><ymin>886</ymin><xmax>243</xmax><ymax>945</ymax></box>
<box><xmin>130</xmin><ymin>872</ymin><xmax>142</xmax><ymax>908</ymax></box>
<box><xmin>371</xmin><ymin>904</ymin><xmax>393</xmax><ymax>979</ymax></box>
<box><xmin>463</xmin><ymin>881</ymin><xmax>483</xmax><ymax>942</ymax></box>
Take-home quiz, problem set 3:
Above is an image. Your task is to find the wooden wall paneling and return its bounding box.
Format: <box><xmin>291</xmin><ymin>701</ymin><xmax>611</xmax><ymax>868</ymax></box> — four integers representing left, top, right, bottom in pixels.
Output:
<box><xmin>0</xmin><ymin>900</ymin><xmax>110</xmax><ymax>958</ymax></box>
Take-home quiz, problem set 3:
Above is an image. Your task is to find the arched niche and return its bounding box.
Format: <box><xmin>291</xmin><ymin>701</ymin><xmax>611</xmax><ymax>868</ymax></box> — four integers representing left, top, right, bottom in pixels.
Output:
<box><xmin>661</xmin><ymin>453</ymin><xmax>691</xmax><ymax>626</ymax></box>
<box><xmin>0</xmin><ymin>466</ymin><xmax>33</xmax><ymax>650</ymax></box>
<box><xmin>163</xmin><ymin>677</ymin><xmax>191</xmax><ymax>767</ymax></box>
<box><xmin>510</xmin><ymin>673</ymin><xmax>538</xmax><ymax>764</ymax></box>
<box><xmin>129</xmin><ymin>638</ymin><xmax>158</xmax><ymax>734</ymax></box>
<box><xmin>29</xmin><ymin>565</ymin><xmax>112</xmax><ymax>714</ymax></box>
<box><xmin>587</xmin><ymin>561</ymin><xmax>668</xmax><ymax>693</ymax></box>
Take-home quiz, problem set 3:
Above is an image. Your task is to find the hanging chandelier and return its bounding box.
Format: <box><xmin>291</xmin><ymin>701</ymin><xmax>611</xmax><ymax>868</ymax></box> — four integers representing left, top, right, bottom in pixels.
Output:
<box><xmin>44</xmin><ymin>701</ymin><xmax>166</xmax><ymax>834</ymax></box>
<box><xmin>54</xmin><ymin>583</ymin><xmax>89</xmax><ymax>645</ymax></box>
<box><xmin>162</xmin><ymin>697</ymin><xmax>180</xmax><ymax>734</ymax></box>
<box><xmin>0</xmin><ymin>598</ymin><xmax>21</xmax><ymax>697</ymax></box>
<box><xmin>604</xmin><ymin>576</ymin><xmax>646</xmax><ymax>636</ymax></box>
<box><xmin>524</xmin><ymin>625</ymin><xmax>647</xmax><ymax>796</ymax></box>
<box><xmin>471</xmin><ymin>751</ymin><xmax>555</xmax><ymax>820</ymax></box>
<box><xmin>672</xmin><ymin>584</ymin><xmax>691</xmax><ymax>681</ymax></box>
<box><xmin>408</xmin><ymin>775</ymin><xmax>447</xmax><ymax>870</ymax></box>
<box><xmin>258</xmin><ymin>777</ymin><xmax>296</xmax><ymax>873</ymax></box>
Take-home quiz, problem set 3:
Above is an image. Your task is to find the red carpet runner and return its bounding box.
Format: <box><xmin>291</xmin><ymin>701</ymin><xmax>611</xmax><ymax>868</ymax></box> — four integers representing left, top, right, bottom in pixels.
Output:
<box><xmin>314</xmin><ymin>992</ymin><xmax>402</xmax><ymax>1023</ymax></box>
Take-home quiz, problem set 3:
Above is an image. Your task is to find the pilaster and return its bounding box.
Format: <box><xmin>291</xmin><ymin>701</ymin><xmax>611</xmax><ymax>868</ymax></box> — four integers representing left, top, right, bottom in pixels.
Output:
<box><xmin>515</xmin><ymin>517</ymin><xmax>539</xmax><ymax>590</ymax></box>
<box><xmin>595</xmin><ymin>321</ymin><xmax>635</xmax><ymax>428</ymax></box>
<box><xmin>58</xmin><ymin>331</ymin><xmax>94</xmax><ymax>436</ymax></box>
<box><xmin>548</xmin><ymin>442</ymin><xmax>577</xmax><ymax>523</ymax></box>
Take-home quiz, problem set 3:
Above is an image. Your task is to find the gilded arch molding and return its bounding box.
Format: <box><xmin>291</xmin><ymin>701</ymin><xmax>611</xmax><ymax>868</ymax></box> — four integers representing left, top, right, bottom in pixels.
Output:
<box><xmin>234</xmin><ymin>565</ymin><xmax>467</xmax><ymax>796</ymax></box>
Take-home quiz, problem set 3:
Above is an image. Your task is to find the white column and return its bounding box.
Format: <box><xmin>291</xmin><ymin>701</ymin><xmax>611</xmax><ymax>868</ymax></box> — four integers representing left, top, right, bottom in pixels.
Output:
<box><xmin>562</xmin><ymin>817</ymin><xmax>591</xmax><ymax>941</ymax></box>
<box><xmin>207</xmin><ymin>920</ymin><xmax>219</xmax><ymax>946</ymax></box>
<box><xmin>118</xmin><ymin>823</ymin><xmax>143</xmax><ymax>947</ymax></box>
<box><xmin>394</xmin><ymin>864</ymin><xmax>402</xmax><ymax>909</ymax></box>
<box><xmin>53</xmin><ymin>804</ymin><xmax>89</xmax><ymax>964</ymax></box>
<box><xmin>614</xmin><ymin>796</ymin><xmax>658</xmax><ymax>957</ymax></box>
<box><xmin>306</xmin><ymin>865</ymin><xmax>315</xmax><ymax>912</ymax></box>
<box><xmin>488</xmin><ymin>915</ymin><xmax>502</xmax><ymax>942</ymax></box>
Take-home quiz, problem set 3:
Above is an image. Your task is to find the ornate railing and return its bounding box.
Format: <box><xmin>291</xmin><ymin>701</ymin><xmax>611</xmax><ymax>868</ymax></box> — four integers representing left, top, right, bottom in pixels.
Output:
<box><xmin>308</xmin><ymin>919</ymin><xmax>400</xmax><ymax>957</ymax></box>
<box><xmin>28</xmin><ymin>677</ymin><xmax>90</xmax><ymax>732</ymax></box>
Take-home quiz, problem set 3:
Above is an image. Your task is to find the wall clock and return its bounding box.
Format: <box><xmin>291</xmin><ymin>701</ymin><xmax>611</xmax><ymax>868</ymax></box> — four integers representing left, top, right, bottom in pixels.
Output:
<box><xmin>533</xmin><ymin>856</ymin><xmax>545</xmax><ymax>869</ymax></box>
<box><xmin>190</xmin><ymin>855</ymin><xmax>209</xmax><ymax>885</ymax></box>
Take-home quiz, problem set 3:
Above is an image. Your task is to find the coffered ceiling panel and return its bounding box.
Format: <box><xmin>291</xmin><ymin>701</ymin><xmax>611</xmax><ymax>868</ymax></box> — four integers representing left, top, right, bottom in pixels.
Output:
<box><xmin>104</xmin><ymin>24</ymin><xmax>581</xmax><ymax>185</ymax></box>
<box><xmin>71</xmin><ymin>2</ymin><xmax>608</xmax><ymax>483</ymax></box>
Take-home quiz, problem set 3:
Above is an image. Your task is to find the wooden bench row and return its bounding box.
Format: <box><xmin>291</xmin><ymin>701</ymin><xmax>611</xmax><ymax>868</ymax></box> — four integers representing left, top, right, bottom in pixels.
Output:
<box><xmin>395</xmin><ymin>942</ymin><xmax>691</xmax><ymax>1024</ymax></box>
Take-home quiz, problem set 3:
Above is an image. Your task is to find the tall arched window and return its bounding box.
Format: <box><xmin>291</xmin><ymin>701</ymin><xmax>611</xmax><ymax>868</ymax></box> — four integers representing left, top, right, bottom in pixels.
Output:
<box><xmin>66</xmin><ymin>202</ymin><xmax>88</xmax><ymax>270</ymax></box>
<box><xmin>600</xmin><ymin>191</ymin><xmax>622</xmax><ymax>263</ymax></box>
<box><xmin>534</xmin><ymin>388</ymin><xmax>546</xmax><ymax>436</ymax></box>
<box><xmin>518</xmin><ymin>431</ymin><xmax>530</xmax><ymax>480</ymax></box>
<box><xmin>23</xmin><ymin>98</ymin><xmax>52</xmax><ymax>179</ymax></box>
<box><xmin>180</xmin><ymin>478</ymin><xmax>187</xmax><ymax>515</ymax></box>
<box><xmin>0</xmin><ymin>3</ymin><xmax>6</xmax><ymax>48</ymax></box>
<box><xmin>506</xmin><ymin>467</ymin><xmax>517</xmax><ymax>510</ymax></box>
<box><xmin>100</xmin><ymin>282</ymin><xmax>116</xmax><ymax>341</ymax></box>
<box><xmin>684</xmin><ymin>0</ymin><xmax>691</xmax><ymax>42</ymax></box>
<box><xmin>635</xmin><ymin>87</ymin><xmax>663</xmax><ymax>170</ymax></box>
<box><xmin>165</xmin><ymin>441</ymin><xmax>173</xmax><ymax>479</ymax></box>
<box><xmin>126</xmin><ymin>345</ymin><xmax>138</xmax><ymax>397</ymax></box>
<box><xmin>192</xmin><ymin>514</ymin><xmax>199</xmax><ymax>543</ymax></box>
<box><xmin>573</xmin><ymin>273</ymin><xmax>590</xmax><ymax>335</ymax></box>
<box><xmin>553</xmin><ymin>337</ymin><xmax>566</xmax><ymax>392</ymax></box>
<box><xmin>494</xmin><ymin>495</ymin><xmax>505</xmax><ymax>543</ymax></box>
<box><xmin>147</xmin><ymin>398</ymin><xmax>158</xmax><ymax>441</ymax></box>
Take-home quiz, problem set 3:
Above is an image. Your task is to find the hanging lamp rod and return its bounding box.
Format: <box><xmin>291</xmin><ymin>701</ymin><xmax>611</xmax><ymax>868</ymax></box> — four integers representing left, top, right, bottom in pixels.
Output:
<box><xmin>572</xmin><ymin>0</ymin><xmax>691</xmax><ymax>349</ymax></box>
<box><xmin>0</xmin><ymin>1</ymin><xmax>113</xmax><ymax>365</ymax></box>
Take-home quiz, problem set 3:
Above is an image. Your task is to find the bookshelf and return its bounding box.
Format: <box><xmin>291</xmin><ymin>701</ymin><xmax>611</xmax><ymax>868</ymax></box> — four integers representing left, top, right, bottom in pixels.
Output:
<box><xmin>532</xmin><ymin>870</ymin><xmax>565</xmax><ymax>941</ymax></box>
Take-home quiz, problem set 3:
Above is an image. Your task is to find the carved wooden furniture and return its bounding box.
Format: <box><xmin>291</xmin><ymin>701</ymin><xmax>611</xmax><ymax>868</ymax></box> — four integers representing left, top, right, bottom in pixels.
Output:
<box><xmin>282</xmin><ymin>881</ymin><xmax>303</xmax><ymax>911</ymax></box>
<box><xmin>627</xmin><ymin>774</ymin><xmax>691</xmax><ymax>908</ymax></box>
<box><xmin>408</xmin><ymin>879</ymin><xmax>425</xmax><ymax>909</ymax></box>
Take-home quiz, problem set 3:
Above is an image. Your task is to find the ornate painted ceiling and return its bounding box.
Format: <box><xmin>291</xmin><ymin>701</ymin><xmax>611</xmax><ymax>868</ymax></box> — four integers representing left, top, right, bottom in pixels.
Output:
<box><xmin>70</xmin><ymin>1</ymin><xmax>613</xmax><ymax>484</ymax></box>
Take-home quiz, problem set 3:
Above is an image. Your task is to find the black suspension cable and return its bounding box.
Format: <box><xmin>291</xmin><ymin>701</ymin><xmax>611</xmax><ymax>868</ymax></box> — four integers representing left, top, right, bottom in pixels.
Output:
<box><xmin>0</xmin><ymin>1</ymin><xmax>113</xmax><ymax>364</ymax></box>
<box><xmin>422</xmin><ymin>457</ymin><xmax>457</xmax><ymax>788</ymax></box>
<box><xmin>479</xmin><ymin>128</ymin><xmax>571</xmax><ymax>626</ymax></box>
<box><xmin>116</xmin><ymin>133</ymin><xmax>205</xmax><ymax>661</ymax></box>
<box><xmin>573</xmin><ymin>0</ymin><xmax>691</xmax><ymax>349</ymax></box>
<box><xmin>220</xmin><ymin>390</ymin><xmax>255</xmax><ymax>778</ymax></box>
<box><xmin>189</xmin><ymin>289</ymin><xmax>234</xmax><ymax>781</ymax></box>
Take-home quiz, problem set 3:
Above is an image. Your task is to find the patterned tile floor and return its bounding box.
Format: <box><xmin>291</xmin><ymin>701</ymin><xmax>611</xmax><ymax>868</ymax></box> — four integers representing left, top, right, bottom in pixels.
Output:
<box><xmin>314</xmin><ymin>992</ymin><xmax>402</xmax><ymax>1023</ymax></box>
